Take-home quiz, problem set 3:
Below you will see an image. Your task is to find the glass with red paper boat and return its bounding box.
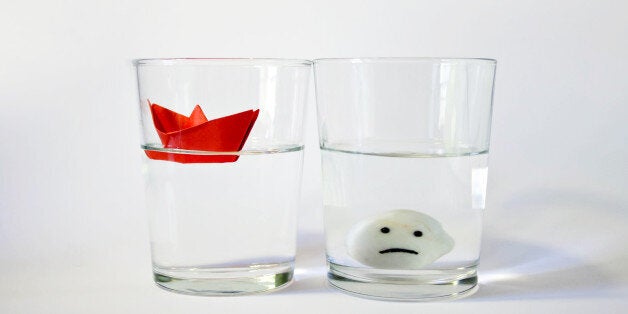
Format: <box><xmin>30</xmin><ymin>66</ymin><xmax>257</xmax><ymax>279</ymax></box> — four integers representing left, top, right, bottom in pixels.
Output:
<box><xmin>135</xmin><ymin>58</ymin><xmax>311</xmax><ymax>295</ymax></box>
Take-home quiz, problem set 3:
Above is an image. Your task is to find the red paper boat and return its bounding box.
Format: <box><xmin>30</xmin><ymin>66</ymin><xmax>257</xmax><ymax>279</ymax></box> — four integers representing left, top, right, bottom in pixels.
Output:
<box><xmin>145</xmin><ymin>101</ymin><xmax>259</xmax><ymax>163</ymax></box>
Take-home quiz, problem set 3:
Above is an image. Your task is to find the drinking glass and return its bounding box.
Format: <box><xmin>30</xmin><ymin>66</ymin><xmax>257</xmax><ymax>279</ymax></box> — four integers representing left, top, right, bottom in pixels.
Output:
<box><xmin>313</xmin><ymin>57</ymin><xmax>496</xmax><ymax>300</ymax></box>
<box><xmin>134</xmin><ymin>58</ymin><xmax>311</xmax><ymax>295</ymax></box>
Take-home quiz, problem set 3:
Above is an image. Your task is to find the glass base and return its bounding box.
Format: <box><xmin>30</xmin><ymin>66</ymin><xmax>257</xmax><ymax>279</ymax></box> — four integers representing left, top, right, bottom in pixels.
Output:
<box><xmin>153</xmin><ymin>262</ymin><xmax>294</xmax><ymax>296</ymax></box>
<box><xmin>327</xmin><ymin>262</ymin><xmax>478</xmax><ymax>301</ymax></box>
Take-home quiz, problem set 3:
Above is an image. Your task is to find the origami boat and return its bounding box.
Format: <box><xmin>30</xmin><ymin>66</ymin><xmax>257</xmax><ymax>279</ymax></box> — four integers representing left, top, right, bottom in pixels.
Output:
<box><xmin>145</xmin><ymin>101</ymin><xmax>259</xmax><ymax>163</ymax></box>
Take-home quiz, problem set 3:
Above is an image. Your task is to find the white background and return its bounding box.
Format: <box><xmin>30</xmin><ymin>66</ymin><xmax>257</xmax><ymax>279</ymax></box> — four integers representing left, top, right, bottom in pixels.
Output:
<box><xmin>1</xmin><ymin>0</ymin><xmax>627</xmax><ymax>313</ymax></box>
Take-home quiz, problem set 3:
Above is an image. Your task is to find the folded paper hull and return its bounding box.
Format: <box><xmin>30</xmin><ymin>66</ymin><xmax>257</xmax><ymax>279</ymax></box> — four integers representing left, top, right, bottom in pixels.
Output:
<box><xmin>145</xmin><ymin>102</ymin><xmax>259</xmax><ymax>164</ymax></box>
<box><xmin>144</xmin><ymin>151</ymin><xmax>239</xmax><ymax>163</ymax></box>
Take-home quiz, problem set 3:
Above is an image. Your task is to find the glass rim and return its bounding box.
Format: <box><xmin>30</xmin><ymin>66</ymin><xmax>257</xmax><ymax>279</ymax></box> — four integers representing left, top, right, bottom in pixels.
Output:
<box><xmin>134</xmin><ymin>58</ymin><xmax>313</xmax><ymax>66</ymax></box>
<box><xmin>313</xmin><ymin>57</ymin><xmax>497</xmax><ymax>64</ymax></box>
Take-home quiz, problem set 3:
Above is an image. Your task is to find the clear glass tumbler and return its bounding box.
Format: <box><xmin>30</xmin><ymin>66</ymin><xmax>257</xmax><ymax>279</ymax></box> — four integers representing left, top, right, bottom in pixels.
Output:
<box><xmin>134</xmin><ymin>58</ymin><xmax>311</xmax><ymax>295</ymax></box>
<box><xmin>313</xmin><ymin>58</ymin><xmax>496</xmax><ymax>300</ymax></box>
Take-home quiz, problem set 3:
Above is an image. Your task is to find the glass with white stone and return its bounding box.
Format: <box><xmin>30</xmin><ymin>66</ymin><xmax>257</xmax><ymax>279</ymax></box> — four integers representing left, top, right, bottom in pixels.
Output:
<box><xmin>313</xmin><ymin>58</ymin><xmax>497</xmax><ymax>300</ymax></box>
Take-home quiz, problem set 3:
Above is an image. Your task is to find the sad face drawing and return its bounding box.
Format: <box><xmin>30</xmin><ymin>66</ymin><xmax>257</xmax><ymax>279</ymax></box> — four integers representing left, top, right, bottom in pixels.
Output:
<box><xmin>346</xmin><ymin>209</ymin><xmax>454</xmax><ymax>269</ymax></box>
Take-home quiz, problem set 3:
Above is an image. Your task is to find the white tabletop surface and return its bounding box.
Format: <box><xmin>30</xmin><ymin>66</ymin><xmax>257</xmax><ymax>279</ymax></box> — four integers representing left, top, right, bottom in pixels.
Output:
<box><xmin>1</xmin><ymin>197</ymin><xmax>627</xmax><ymax>313</ymax></box>
<box><xmin>1</xmin><ymin>0</ymin><xmax>627</xmax><ymax>313</ymax></box>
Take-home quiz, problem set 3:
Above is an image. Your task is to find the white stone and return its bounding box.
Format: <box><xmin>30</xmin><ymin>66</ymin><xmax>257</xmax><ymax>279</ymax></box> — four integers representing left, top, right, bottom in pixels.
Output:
<box><xmin>346</xmin><ymin>209</ymin><xmax>454</xmax><ymax>269</ymax></box>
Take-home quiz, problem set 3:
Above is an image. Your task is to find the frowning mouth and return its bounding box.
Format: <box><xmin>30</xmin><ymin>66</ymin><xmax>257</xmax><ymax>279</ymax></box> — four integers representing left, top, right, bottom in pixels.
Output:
<box><xmin>379</xmin><ymin>248</ymin><xmax>419</xmax><ymax>255</ymax></box>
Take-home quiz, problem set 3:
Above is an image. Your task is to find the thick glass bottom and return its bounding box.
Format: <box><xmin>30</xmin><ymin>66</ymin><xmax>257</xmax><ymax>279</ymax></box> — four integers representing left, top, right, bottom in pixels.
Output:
<box><xmin>153</xmin><ymin>262</ymin><xmax>294</xmax><ymax>296</ymax></box>
<box><xmin>327</xmin><ymin>262</ymin><xmax>478</xmax><ymax>301</ymax></box>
